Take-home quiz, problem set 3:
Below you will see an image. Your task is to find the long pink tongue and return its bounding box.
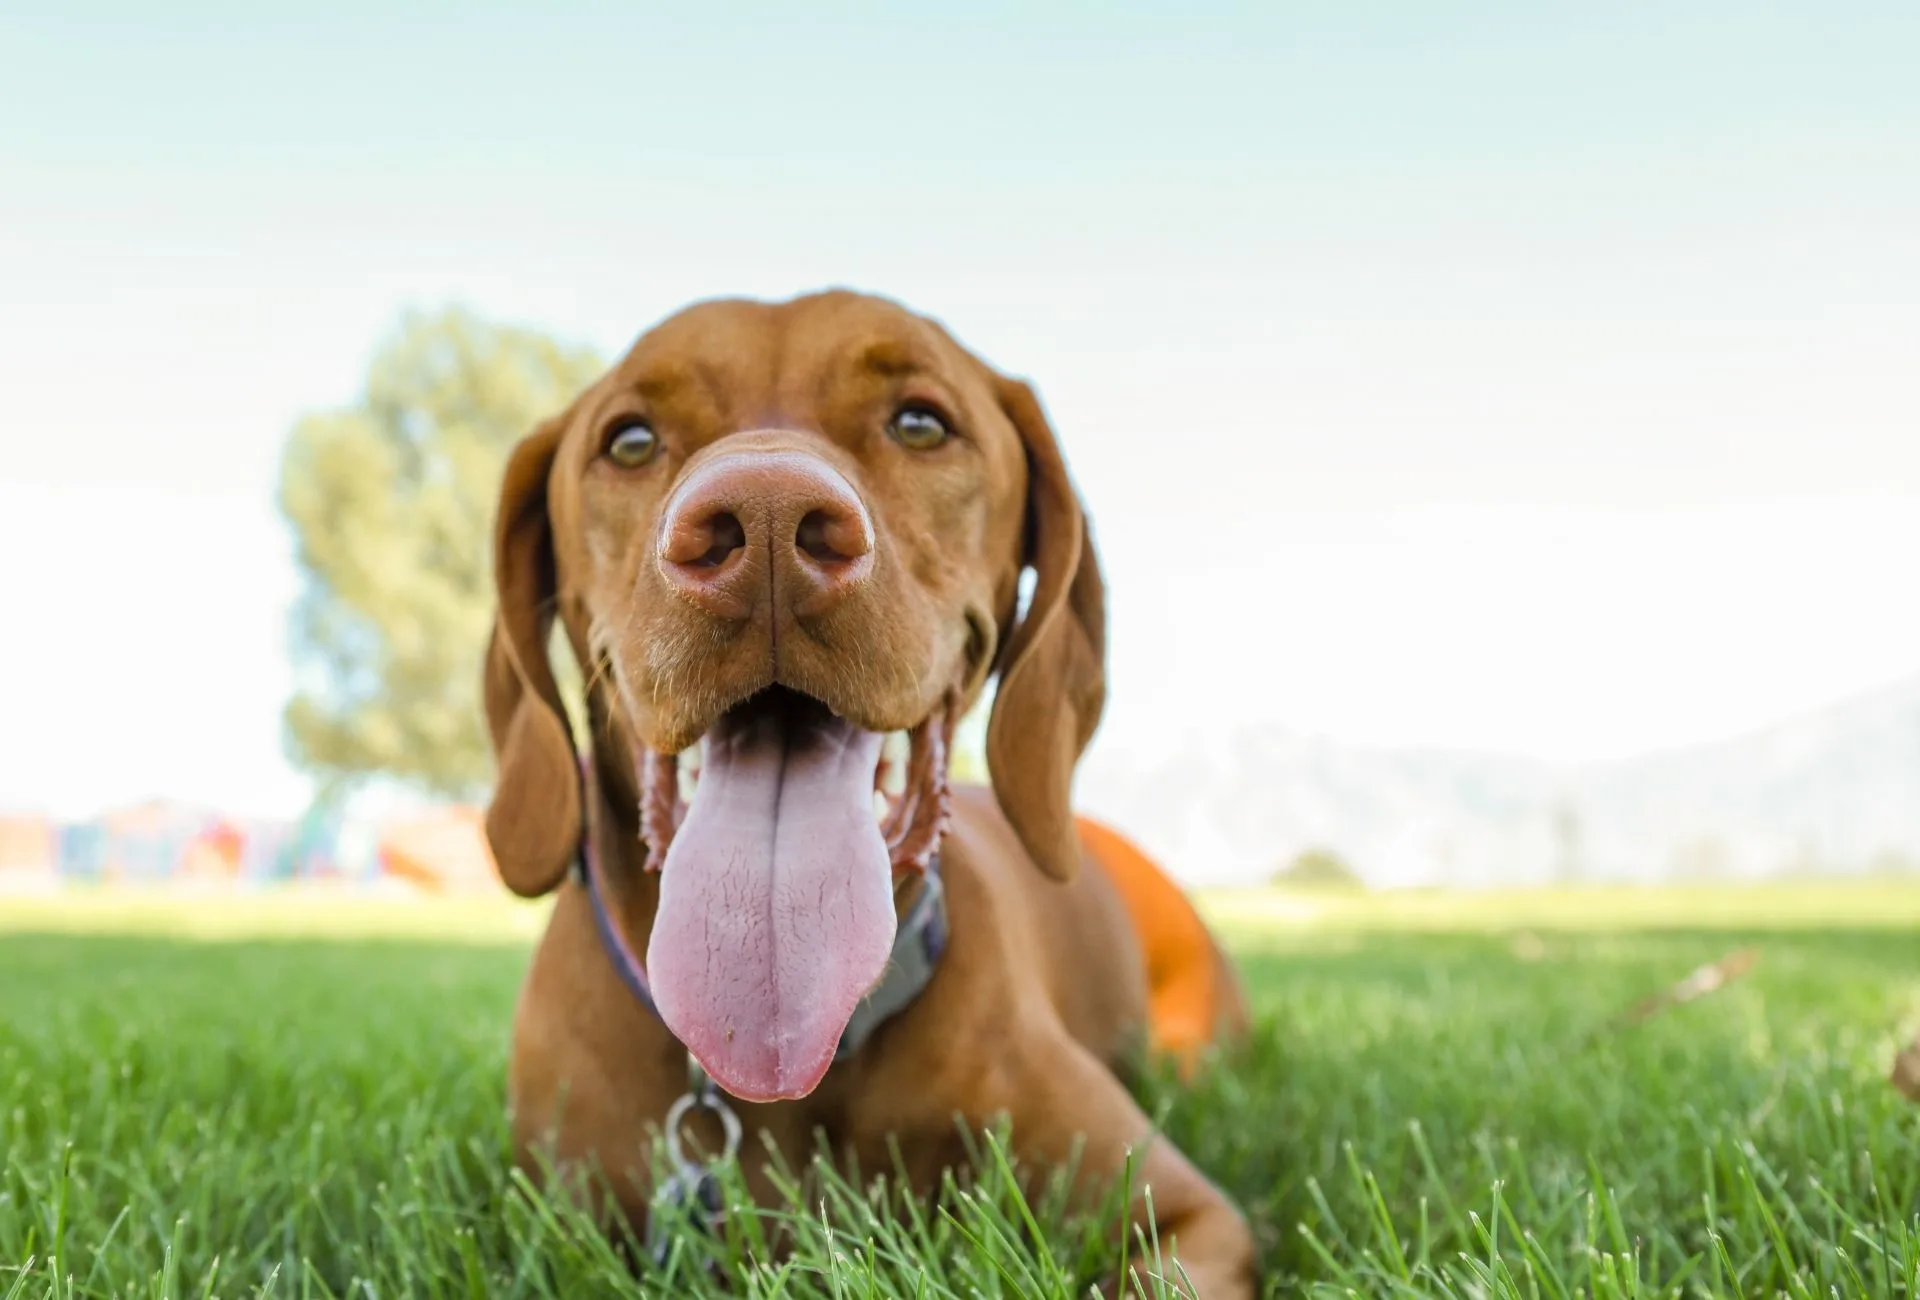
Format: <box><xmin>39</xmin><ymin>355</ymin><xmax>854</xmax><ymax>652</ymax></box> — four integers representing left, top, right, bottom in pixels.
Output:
<box><xmin>647</xmin><ymin>704</ymin><xmax>896</xmax><ymax>1102</ymax></box>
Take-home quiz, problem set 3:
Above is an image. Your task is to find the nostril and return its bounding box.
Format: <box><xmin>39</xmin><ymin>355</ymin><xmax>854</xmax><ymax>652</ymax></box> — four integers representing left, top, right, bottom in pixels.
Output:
<box><xmin>692</xmin><ymin>512</ymin><xmax>746</xmax><ymax>567</ymax></box>
<box><xmin>663</xmin><ymin>507</ymin><xmax>748</xmax><ymax>569</ymax></box>
<box><xmin>795</xmin><ymin>510</ymin><xmax>840</xmax><ymax>564</ymax></box>
<box><xmin>796</xmin><ymin>507</ymin><xmax>871</xmax><ymax>566</ymax></box>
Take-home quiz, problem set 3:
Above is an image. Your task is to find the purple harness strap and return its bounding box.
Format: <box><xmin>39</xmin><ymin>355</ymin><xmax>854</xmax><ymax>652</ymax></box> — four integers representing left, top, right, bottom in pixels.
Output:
<box><xmin>574</xmin><ymin>838</ymin><xmax>660</xmax><ymax>1016</ymax></box>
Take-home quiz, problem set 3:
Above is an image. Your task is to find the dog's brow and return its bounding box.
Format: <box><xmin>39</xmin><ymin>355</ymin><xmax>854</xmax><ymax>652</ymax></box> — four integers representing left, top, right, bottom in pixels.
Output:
<box><xmin>854</xmin><ymin>341</ymin><xmax>923</xmax><ymax>379</ymax></box>
<box><xmin>630</xmin><ymin>367</ymin><xmax>696</xmax><ymax>403</ymax></box>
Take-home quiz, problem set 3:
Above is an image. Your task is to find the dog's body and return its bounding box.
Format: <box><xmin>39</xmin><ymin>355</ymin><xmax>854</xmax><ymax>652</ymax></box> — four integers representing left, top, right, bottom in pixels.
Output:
<box><xmin>485</xmin><ymin>290</ymin><xmax>1257</xmax><ymax>1297</ymax></box>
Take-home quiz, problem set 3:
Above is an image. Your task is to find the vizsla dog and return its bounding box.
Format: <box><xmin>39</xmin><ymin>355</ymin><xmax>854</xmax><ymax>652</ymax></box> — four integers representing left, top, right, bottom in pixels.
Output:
<box><xmin>483</xmin><ymin>289</ymin><xmax>1257</xmax><ymax>1297</ymax></box>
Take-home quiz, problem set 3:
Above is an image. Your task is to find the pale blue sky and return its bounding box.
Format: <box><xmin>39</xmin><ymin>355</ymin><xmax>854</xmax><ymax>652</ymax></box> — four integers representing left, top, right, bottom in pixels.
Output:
<box><xmin>3</xmin><ymin>3</ymin><xmax>1917</xmax><ymax>819</ymax></box>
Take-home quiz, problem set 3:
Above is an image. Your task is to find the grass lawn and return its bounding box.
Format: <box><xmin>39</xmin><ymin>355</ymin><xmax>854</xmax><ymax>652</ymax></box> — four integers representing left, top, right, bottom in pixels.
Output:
<box><xmin>3</xmin><ymin>881</ymin><xmax>1917</xmax><ymax>1298</ymax></box>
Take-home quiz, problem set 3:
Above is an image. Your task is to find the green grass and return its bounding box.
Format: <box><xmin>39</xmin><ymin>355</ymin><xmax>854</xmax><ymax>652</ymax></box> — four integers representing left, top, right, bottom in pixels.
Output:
<box><xmin>3</xmin><ymin>882</ymin><xmax>1918</xmax><ymax>1298</ymax></box>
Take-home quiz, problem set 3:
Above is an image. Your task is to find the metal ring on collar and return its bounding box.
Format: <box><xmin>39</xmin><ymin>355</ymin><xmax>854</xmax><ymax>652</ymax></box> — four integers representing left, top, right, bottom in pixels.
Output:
<box><xmin>663</xmin><ymin>1090</ymin><xmax>743</xmax><ymax>1168</ymax></box>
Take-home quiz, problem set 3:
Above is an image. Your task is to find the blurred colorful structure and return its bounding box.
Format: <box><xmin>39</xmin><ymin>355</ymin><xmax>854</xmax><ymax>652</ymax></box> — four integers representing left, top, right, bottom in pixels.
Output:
<box><xmin>376</xmin><ymin>805</ymin><xmax>501</xmax><ymax>894</ymax></box>
<box><xmin>0</xmin><ymin>814</ymin><xmax>58</xmax><ymax>892</ymax></box>
<box><xmin>0</xmin><ymin>801</ymin><xmax>506</xmax><ymax>894</ymax></box>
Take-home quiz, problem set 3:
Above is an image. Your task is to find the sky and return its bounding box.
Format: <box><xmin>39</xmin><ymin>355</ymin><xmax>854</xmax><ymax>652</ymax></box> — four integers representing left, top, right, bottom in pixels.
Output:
<box><xmin>2</xmin><ymin>2</ymin><xmax>1917</xmax><ymax>820</ymax></box>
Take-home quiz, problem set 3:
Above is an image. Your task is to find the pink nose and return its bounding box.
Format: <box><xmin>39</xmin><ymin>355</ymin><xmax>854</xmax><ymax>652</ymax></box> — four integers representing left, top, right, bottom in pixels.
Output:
<box><xmin>657</xmin><ymin>449</ymin><xmax>874</xmax><ymax>621</ymax></box>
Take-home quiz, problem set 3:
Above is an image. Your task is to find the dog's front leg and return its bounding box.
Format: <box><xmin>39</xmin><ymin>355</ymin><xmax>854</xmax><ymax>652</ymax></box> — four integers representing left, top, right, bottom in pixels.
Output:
<box><xmin>979</xmin><ymin>1025</ymin><xmax>1257</xmax><ymax>1300</ymax></box>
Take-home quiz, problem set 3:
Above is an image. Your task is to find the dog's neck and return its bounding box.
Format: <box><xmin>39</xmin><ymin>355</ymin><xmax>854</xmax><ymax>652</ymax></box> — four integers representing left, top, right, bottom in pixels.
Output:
<box><xmin>583</xmin><ymin>762</ymin><xmax>660</xmax><ymax>928</ymax></box>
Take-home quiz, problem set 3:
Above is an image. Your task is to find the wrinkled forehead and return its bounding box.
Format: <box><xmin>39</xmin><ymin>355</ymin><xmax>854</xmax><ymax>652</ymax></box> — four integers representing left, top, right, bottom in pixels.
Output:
<box><xmin>599</xmin><ymin>292</ymin><xmax>988</xmax><ymax>430</ymax></box>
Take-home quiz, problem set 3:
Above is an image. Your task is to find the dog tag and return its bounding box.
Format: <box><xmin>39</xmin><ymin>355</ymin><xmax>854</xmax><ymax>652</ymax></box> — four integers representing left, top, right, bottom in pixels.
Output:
<box><xmin>646</xmin><ymin>1164</ymin><xmax>725</xmax><ymax>1266</ymax></box>
<box><xmin>646</xmin><ymin>1061</ymin><xmax>741</xmax><ymax>1268</ymax></box>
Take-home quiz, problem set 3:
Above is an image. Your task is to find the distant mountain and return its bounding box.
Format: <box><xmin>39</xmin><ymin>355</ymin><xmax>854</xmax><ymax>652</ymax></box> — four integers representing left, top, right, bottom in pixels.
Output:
<box><xmin>1077</xmin><ymin>675</ymin><xmax>1920</xmax><ymax>888</ymax></box>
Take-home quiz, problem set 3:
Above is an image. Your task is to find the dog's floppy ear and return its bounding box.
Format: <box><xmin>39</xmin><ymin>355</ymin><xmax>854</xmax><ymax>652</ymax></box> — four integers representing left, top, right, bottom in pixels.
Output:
<box><xmin>985</xmin><ymin>377</ymin><xmax>1108</xmax><ymax>883</ymax></box>
<box><xmin>482</xmin><ymin>416</ymin><xmax>581</xmax><ymax>897</ymax></box>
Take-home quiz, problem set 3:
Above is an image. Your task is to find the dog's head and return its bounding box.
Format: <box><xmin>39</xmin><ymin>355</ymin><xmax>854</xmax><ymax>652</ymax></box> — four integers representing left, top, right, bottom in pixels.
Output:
<box><xmin>482</xmin><ymin>289</ymin><xmax>1104</xmax><ymax>1100</ymax></box>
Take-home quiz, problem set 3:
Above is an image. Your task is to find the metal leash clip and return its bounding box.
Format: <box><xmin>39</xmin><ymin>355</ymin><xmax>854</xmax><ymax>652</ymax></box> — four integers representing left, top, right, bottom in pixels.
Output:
<box><xmin>645</xmin><ymin>1054</ymin><xmax>743</xmax><ymax>1268</ymax></box>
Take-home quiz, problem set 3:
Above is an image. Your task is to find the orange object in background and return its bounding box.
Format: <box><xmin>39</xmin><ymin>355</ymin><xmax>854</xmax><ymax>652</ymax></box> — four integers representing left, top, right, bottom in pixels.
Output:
<box><xmin>378</xmin><ymin>806</ymin><xmax>502</xmax><ymax>894</ymax></box>
<box><xmin>1075</xmin><ymin>814</ymin><xmax>1227</xmax><ymax>1076</ymax></box>
<box><xmin>0</xmin><ymin>816</ymin><xmax>56</xmax><ymax>891</ymax></box>
<box><xmin>0</xmin><ymin>816</ymin><xmax>54</xmax><ymax>871</ymax></box>
<box><xmin>178</xmin><ymin>820</ymin><xmax>244</xmax><ymax>881</ymax></box>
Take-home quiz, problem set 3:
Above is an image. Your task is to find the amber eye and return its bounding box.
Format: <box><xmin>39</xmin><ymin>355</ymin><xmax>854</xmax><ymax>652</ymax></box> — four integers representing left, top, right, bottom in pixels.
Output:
<box><xmin>888</xmin><ymin>406</ymin><xmax>951</xmax><ymax>451</ymax></box>
<box><xmin>605</xmin><ymin>420</ymin><xmax>659</xmax><ymax>467</ymax></box>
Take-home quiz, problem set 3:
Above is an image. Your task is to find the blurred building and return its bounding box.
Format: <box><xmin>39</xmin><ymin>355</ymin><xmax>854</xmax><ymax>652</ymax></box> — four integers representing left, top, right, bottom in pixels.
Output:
<box><xmin>27</xmin><ymin>798</ymin><xmax>504</xmax><ymax>895</ymax></box>
<box><xmin>0</xmin><ymin>814</ymin><xmax>57</xmax><ymax>892</ymax></box>
<box><xmin>377</xmin><ymin>805</ymin><xmax>501</xmax><ymax>894</ymax></box>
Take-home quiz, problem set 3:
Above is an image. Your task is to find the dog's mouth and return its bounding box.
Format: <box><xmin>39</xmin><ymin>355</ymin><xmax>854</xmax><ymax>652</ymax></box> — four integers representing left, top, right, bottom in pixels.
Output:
<box><xmin>637</xmin><ymin>687</ymin><xmax>955</xmax><ymax>878</ymax></box>
<box><xmin>635</xmin><ymin>686</ymin><xmax>956</xmax><ymax>1103</ymax></box>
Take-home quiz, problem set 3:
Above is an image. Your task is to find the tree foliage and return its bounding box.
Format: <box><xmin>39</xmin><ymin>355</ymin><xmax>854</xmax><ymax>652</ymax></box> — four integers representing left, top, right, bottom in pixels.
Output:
<box><xmin>279</xmin><ymin>308</ymin><xmax>602</xmax><ymax>799</ymax></box>
<box><xmin>1273</xmin><ymin>846</ymin><xmax>1366</xmax><ymax>891</ymax></box>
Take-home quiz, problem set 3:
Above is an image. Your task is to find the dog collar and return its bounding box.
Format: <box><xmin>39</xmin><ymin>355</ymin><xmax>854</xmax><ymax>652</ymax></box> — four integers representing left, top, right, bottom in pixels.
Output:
<box><xmin>571</xmin><ymin>840</ymin><xmax>948</xmax><ymax>1068</ymax></box>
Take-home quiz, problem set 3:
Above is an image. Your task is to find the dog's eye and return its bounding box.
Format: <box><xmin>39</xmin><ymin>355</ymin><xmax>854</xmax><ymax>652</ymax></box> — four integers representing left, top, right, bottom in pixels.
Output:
<box><xmin>888</xmin><ymin>407</ymin><xmax>951</xmax><ymax>451</ymax></box>
<box><xmin>605</xmin><ymin>420</ymin><xmax>659</xmax><ymax>468</ymax></box>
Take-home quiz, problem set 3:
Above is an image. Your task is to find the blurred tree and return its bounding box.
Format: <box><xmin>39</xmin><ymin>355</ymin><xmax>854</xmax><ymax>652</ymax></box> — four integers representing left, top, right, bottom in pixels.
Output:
<box><xmin>279</xmin><ymin>308</ymin><xmax>603</xmax><ymax>799</ymax></box>
<box><xmin>1272</xmin><ymin>846</ymin><xmax>1366</xmax><ymax>891</ymax></box>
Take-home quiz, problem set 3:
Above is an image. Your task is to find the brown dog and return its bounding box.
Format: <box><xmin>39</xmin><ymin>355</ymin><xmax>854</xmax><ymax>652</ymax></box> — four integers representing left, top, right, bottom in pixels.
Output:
<box><xmin>483</xmin><ymin>289</ymin><xmax>1257</xmax><ymax>1297</ymax></box>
